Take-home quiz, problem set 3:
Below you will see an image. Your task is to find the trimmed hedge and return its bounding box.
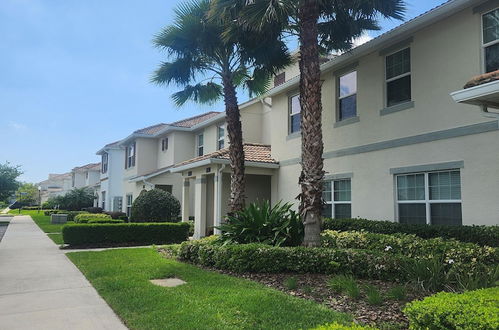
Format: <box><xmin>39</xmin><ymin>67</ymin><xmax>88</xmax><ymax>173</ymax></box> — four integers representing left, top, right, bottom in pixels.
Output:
<box><xmin>404</xmin><ymin>287</ymin><xmax>499</xmax><ymax>329</ymax></box>
<box><xmin>322</xmin><ymin>218</ymin><xmax>499</xmax><ymax>247</ymax></box>
<box><xmin>178</xmin><ymin>238</ymin><xmax>411</xmax><ymax>281</ymax></box>
<box><xmin>321</xmin><ymin>230</ymin><xmax>499</xmax><ymax>265</ymax></box>
<box><xmin>74</xmin><ymin>213</ymin><xmax>111</xmax><ymax>223</ymax></box>
<box><xmin>87</xmin><ymin>219</ymin><xmax>124</xmax><ymax>224</ymax></box>
<box><xmin>62</xmin><ymin>223</ymin><xmax>190</xmax><ymax>246</ymax></box>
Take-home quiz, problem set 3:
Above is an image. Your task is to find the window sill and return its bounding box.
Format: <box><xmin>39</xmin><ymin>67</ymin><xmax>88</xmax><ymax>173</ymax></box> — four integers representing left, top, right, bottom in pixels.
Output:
<box><xmin>286</xmin><ymin>131</ymin><xmax>301</xmax><ymax>141</ymax></box>
<box><xmin>334</xmin><ymin>116</ymin><xmax>360</xmax><ymax>128</ymax></box>
<box><xmin>380</xmin><ymin>101</ymin><xmax>415</xmax><ymax>116</ymax></box>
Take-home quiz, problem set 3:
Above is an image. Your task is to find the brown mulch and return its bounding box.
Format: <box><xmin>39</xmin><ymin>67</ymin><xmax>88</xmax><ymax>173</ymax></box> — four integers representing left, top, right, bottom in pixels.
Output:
<box><xmin>158</xmin><ymin>250</ymin><xmax>430</xmax><ymax>329</ymax></box>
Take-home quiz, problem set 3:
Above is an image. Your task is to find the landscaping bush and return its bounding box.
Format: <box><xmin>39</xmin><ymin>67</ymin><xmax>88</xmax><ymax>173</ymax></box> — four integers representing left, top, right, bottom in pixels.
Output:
<box><xmin>312</xmin><ymin>322</ymin><xmax>374</xmax><ymax>330</ymax></box>
<box><xmin>62</xmin><ymin>223</ymin><xmax>190</xmax><ymax>246</ymax></box>
<box><xmin>178</xmin><ymin>239</ymin><xmax>411</xmax><ymax>281</ymax></box>
<box><xmin>403</xmin><ymin>287</ymin><xmax>499</xmax><ymax>329</ymax></box>
<box><xmin>82</xmin><ymin>206</ymin><xmax>103</xmax><ymax>214</ymax></box>
<box><xmin>46</xmin><ymin>188</ymin><xmax>95</xmax><ymax>211</ymax></box>
<box><xmin>104</xmin><ymin>211</ymin><xmax>128</xmax><ymax>221</ymax></box>
<box><xmin>74</xmin><ymin>213</ymin><xmax>111</xmax><ymax>223</ymax></box>
<box><xmin>130</xmin><ymin>189</ymin><xmax>180</xmax><ymax>222</ymax></box>
<box><xmin>321</xmin><ymin>230</ymin><xmax>499</xmax><ymax>265</ymax></box>
<box><xmin>87</xmin><ymin>219</ymin><xmax>124</xmax><ymax>224</ymax></box>
<box><xmin>217</xmin><ymin>200</ymin><xmax>303</xmax><ymax>246</ymax></box>
<box><xmin>322</xmin><ymin>218</ymin><xmax>499</xmax><ymax>246</ymax></box>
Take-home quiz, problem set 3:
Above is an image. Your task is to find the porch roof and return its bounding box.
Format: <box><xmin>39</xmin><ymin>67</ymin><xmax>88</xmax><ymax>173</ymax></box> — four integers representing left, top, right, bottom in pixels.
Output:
<box><xmin>172</xmin><ymin>143</ymin><xmax>279</xmax><ymax>172</ymax></box>
<box><xmin>451</xmin><ymin>70</ymin><xmax>499</xmax><ymax>111</ymax></box>
<box><xmin>128</xmin><ymin>165</ymin><xmax>175</xmax><ymax>182</ymax></box>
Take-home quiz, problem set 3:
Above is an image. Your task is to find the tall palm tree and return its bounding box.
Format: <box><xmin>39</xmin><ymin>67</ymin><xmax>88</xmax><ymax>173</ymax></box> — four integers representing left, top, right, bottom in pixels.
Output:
<box><xmin>152</xmin><ymin>0</ymin><xmax>290</xmax><ymax>213</ymax></box>
<box><xmin>211</xmin><ymin>0</ymin><xmax>405</xmax><ymax>246</ymax></box>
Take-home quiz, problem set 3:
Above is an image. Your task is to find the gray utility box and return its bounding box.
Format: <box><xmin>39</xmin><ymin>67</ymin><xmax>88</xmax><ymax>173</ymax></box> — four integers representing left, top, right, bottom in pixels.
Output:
<box><xmin>51</xmin><ymin>214</ymin><xmax>68</xmax><ymax>224</ymax></box>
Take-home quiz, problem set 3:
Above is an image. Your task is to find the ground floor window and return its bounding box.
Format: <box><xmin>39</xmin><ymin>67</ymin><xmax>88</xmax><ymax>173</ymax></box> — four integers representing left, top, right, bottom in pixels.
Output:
<box><xmin>396</xmin><ymin>170</ymin><xmax>462</xmax><ymax>225</ymax></box>
<box><xmin>322</xmin><ymin>179</ymin><xmax>351</xmax><ymax>219</ymax></box>
<box><xmin>101</xmin><ymin>191</ymin><xmax>106</xmax><ymax>210</ymax></box>
<box><xmin>113</xmin><ymin>196</ymin><xmax>123</xmax><ymax>212</ymax></box>
<box><xmin>126</xmin><ymin>194</ymin><xmax>133</xmax><ymax>217</ymax></box>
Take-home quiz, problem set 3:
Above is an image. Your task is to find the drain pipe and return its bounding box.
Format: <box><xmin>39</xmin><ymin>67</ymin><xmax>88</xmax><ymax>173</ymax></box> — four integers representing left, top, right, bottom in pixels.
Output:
<box><xmin>481</xmin><ymin>105</ymin><xmax>499</xmax><ymax>118</ymax></box>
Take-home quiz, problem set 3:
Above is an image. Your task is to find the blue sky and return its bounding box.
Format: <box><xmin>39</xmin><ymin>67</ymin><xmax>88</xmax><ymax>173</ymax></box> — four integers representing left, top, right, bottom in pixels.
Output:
<box><xmin>0</xmin><ymin>0</ymin><xmax>443</xmax><ymax>183</ymax></box>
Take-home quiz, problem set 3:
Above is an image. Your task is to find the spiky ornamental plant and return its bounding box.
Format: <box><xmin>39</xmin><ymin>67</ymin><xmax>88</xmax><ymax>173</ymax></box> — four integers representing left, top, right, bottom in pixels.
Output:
<box><xmin>152</xmin><ymin>0</ymin><xmax>290</xmax><ymax>213</ymax></box>
<box><xmin>211</xmin><ymin>0</ymin><xmax>405</xmax><ymax>246</ymax></box>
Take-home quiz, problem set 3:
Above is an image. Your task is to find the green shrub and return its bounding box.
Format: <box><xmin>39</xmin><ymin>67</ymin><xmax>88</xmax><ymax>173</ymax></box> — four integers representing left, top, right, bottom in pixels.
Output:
<box><xmin>178</xmin><ymin>239</ymin><xmax>411</xmax><ymax>281</ymax></box>
<box><xmin>328</xmin><ymin>275</ymin><xmax>360</xmax><ymax>299</ymax></box>
<box><xmin>217</xmin><ymin>201</ymin><xmax>304</xmax><ymax>247</ymax></box>
<box><xmin>62</xmin><ymin>223</ymin><xmax>190</xmax><ymax>246</ymax></box>
<box><xmin>284</xmin><ymin>277</ymin><xmax>298</xmax><ymax>290</ymax></box>
<box><xmin>322</xmin><ymin>218</ymin><xmax>499</xmax><ymax>247</ymax></box>
<box><xmin>403</xmin><ymin>287</ymin><xmax>499</xmax><ymax>329</ymax></box>
<box><xmin>74</xmin><ymin>213</ymin><xmax>111</xmax><ymax>223</ymax></box>
<box><xmin>87</xmin><ymin>219</ymin><xmax>124</xmax><ymax>224</ymax></box>
<box><xmin>387</xmin><ymin>286</ymin><xmax>407</xmax><ymax>301</ymax></box>
<box><xmin>321</xmin><ymin>230</ymin><xmax>499</xmax><ymax>265</ymax></box>
<box><xmin>131</xmin><ymin>189</ymin><xmax>180</xmax><ymax>222</ymax></box>
<box><xmin>104</xmin><ymin>211</ymin><xmax>128</xmax><ymax>221</ymax></box>
<box><xmin>82</xmin><ymin>207</ymin><xmax>103</xmax><ymax>213</ymax></box>
<box><xmin>365</xmin><ymin>285</ymin><xmax>383</xmax><ymax>305</ymax></box>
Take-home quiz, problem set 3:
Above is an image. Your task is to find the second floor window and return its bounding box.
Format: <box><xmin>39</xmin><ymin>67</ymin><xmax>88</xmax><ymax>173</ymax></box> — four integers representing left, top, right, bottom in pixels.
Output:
<box><xmin>102</xmin><ymin>152</ymin><xmax>108</xmax><ymax>174</ymax></box>
<box><xmin>386</xmin><ymin>48</ymin><xmax>411</xmax><ymax>107</ymax></box>
<box><xmin>125</xmin><ymin>143</ymin><xmax>136</xmax><ymax>169</ymax></box>
<box><xmin>217</xmin><ymin>125</ymin><xmax>225</xmax><ymax>150</ymax></box>
<box><xmin>161</xmin><ymin>138</ymin><xmax>168</xmax><ymax>151</ymax></box>
<box><xmin>289</xmin><ymin>94</ymin><xmax>301</xmax><ymax>134</ymax></box>
<box><xmin>197</xmin><ymin>134</ymin><xmax>204</xmax><ymax>156</ymax></box>
<box><xmin>338</xmin><ymin>71</ymin><xmax>357</xmax><ymax>121</ymax></box>
<box><xmin>483</xmin><ymin>8</ymin><xmax>499</xmax><ymax>73</ymax></box>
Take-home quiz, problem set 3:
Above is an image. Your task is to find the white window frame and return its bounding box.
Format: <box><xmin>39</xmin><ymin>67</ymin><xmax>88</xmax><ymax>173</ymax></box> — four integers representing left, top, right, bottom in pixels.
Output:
<box><xmin>127</xmin><ymin>144</ymin><xmax>135</xmax><ymax>168</ymax></box>
<box><xmin>385</xmin><ymin>47</ymin><xmax>411</xmax><ymax>107</ymax></box>
<box><xmin>337</xmin><ymin>71</ymin><xmax>357</xmax><ymax>121</ymax></box>
<box><xmin>102</xmin><ymin>152</ymin><xmax>108</xmax><ymax>174</ymax></box>
<box><xmin>324</xmin><ymin>179</ymin><xmax>352</xmax><ymax>218</ymax></box>
<box><xmin>289</xmin><ymin>93</ymin><xmax>301</xmax><ymax>134</ymax></box>
<box><xmin>217</xmin><ymin>125</ymin><xmax>225</xmax><ymax>150</ymax></box>
<box><xmin>482</xmin><ymin>7</ymin><xmax>499</xmax><ymax>73</ymax></box>
<box><xmin>126</xmin><ymin>194</ymin><xmax>133</xmax><ymax>217</ymax></box>
<box><xmin>395</xmin><ymin>170</ymin><xmax>462</xmax><ymax>225</ymax></box>
<box><xmin>197</xmin><ymin>134</ymin><xmax>204</xmax><ymax>156</ymax></box>
<box><xmin>101</xmin><ymin>191</ymin><xmax>106</xmax><ymax>210</ymax></box>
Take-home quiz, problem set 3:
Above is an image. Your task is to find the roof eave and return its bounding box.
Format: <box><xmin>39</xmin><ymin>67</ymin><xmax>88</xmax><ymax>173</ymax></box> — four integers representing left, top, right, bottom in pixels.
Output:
<box><xmin>451</xmin><ymin>80</ymin><xmax>499</xmax><ymax>110</ymax></box>
<box><xmin>171</xmin><ymin>158</ymin><xmax>279</xmax><ymax>173</ymax></box>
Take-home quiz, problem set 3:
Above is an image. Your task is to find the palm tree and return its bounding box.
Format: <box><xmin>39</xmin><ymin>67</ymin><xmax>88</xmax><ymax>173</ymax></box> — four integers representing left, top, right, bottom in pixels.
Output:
<box><xmin>152</xmin><ymin>0</ymin><xmax>290</xmax><ymax>213</ymax></box>
<box><xmin>211</xmin><ymin>0</ymin><xmax>405</xmax><ymax>246</ymax></box>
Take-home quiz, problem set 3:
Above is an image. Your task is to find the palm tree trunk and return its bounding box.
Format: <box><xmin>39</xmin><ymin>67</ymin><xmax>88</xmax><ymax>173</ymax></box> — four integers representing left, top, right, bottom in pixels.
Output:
<box><xmin>222</xmin><ymin>75</ymin><xmax>246</xmax><ymax>213</ymax></box>
<box><xmin>297</xmin><ymin>0</ymin><xmax>324</xmax><ymax>247</ymax></box>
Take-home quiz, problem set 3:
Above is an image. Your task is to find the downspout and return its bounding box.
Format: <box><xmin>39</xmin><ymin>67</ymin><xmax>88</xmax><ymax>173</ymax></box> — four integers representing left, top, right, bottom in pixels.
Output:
<box><xmin>215</xmin><ymin>164</ymin><xmax>226</xmax><ymax>235</ymax></box>
<box><xmin>481</xmin><ymin>105</ymin><xmax>499</xmax><ymax>118</ymax></box>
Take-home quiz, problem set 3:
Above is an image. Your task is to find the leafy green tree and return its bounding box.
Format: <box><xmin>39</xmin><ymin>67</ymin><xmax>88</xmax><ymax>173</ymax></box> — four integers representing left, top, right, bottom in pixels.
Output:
<box><xmin>17</xmin><ymin>183</ymin><xmax>39</xmax><ymax>205</ymax></box>
<box><xmin>130</xmin><ymin>189</ymin><xmax>181</xmax><ymax>222</ymax></box>
<box><xmin>0</xmin><ymin>162</ymin><xmax>22</xmax><ymax>202</ymax></box>
<box><xmin>47</xmin><ymin>188</ymin><xmax>95</xmax><ymax>211</ymax></box>
<box><xmin>212</xmin><ymin>0</ymin><xmax>405</xmax><ymax>246</ymax></box>
<box><xmin>152</xmin><ymin>0</ymin><xmax>290</xmax><ymax>212</ymax></box>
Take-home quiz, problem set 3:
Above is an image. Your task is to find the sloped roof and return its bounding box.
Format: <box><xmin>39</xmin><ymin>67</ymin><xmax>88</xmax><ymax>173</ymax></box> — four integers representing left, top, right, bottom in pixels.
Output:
<box><xmin>464</xmin><ymin>70</ymin><xmax>499</xmax><ymax>89</ymax></box>
<box><xmin>133</xmin><ymin>111</ymin><xmax>222</xmax><ymax>136</ymax></box>
<box><xmin>73</xmin><ymin>162</ymin><xmax>101</xmax><ymax>172</ymax></box>
<box><xmin>174</xmin><ymin>143</ymin><xmax>277</xmax><ymax>168</ymax></box>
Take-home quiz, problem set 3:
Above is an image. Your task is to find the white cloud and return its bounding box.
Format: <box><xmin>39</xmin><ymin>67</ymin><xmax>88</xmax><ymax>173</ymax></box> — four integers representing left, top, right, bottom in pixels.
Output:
<box><xmin>8</xmin><ymin>121</ymin><xmax>28</xmax><ymax>131</ymax></box>
<box><xmin>352</xmin><ymin>33</ymin><xmax>373</xmax><ymax>47</ymax></box>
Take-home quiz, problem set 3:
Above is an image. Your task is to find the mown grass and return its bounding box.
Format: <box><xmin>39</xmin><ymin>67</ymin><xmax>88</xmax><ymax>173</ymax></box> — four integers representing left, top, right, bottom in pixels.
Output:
<box><xmin>68</xmin><ymin>248</ymin><xmax>352</xmax><ymax>330</ymax></box>
<box><xmin>10</xmin><ymin>210</ymin><xmax>65</xmax><ymax>244</ymax></box>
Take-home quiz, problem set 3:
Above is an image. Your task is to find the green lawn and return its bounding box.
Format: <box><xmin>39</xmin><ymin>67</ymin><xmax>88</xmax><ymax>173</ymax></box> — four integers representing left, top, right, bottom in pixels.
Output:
<box><xmin>68</xmin><ymin>248</ymin><xmax>352</xmax><ymax>330</ymax></box>
<box><xmin>10</xmin><ymin>210</ymin><xmax>65</xmax><ymax>244</ymax></box>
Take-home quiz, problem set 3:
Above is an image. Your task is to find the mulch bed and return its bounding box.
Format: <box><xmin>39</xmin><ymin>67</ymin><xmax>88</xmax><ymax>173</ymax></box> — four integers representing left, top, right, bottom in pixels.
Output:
<box><xmin>158</xmin><ymin>250</ymin><xmax>430</xmax><ymax>329</ymax></box>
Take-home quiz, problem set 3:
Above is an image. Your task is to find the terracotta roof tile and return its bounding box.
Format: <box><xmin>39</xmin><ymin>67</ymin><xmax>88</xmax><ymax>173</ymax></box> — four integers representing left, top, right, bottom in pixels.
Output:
<box><xmin>134</xmin><ymin>123</ymin><xmax>168</xmax><ymax>135</ymax></box>
<box><xmin>73</xmin><ymin>162</ymin><xmax>101</xmax><ymax>172</ymax></box>
<box><xmin>464</xmin><ymin>70</ymin><xmax>499</xmax><ymax>89</ymax></box>
<box><xmin>174</xmin><ymin>143</ymin><xmax>277</xmax><ymax>168</ymax></box>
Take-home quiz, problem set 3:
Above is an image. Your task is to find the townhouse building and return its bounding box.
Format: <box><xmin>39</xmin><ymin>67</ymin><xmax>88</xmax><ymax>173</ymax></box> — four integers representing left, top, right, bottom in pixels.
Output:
<box><xmin>96</xmin><ymin>141</ymin><xmax>125</xmax><ymax>212</ymax></box>
<box><xmin>173</xmin><ymin>0</ymin><xmax>499</xmax><ymax>237</ymax></box>
<box><xmin>38</xmin><ymin>173</ymin><xmax>72</xmax><ymax>203</ymax></box>
<box><xmin>93</xmin><ymin>0</ymin><xmax>498</xmax><ymax>238</ymax></box>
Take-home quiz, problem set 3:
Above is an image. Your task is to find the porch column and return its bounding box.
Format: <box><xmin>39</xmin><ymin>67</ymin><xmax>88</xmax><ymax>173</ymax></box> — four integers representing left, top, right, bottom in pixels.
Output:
<box><xmin>194</xmin><ymin>175</ymin><xmax>207</xmax><ymax>239</ymax></box>
<box><xmin>213</xmin><ymin>170</ymin><xmax>222</xmax><ymax>235</ymax></box>
<box><xmin>181</xmin><ymin>179</ymin><xmax>190</xmax><ymax>223</ymax></box>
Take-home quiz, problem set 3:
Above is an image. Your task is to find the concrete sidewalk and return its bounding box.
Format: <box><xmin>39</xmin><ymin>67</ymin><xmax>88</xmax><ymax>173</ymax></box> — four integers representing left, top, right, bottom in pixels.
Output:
<box><xmin>0</xmin><ymin>216</ymin><xmax>127</xmax><ymax>330</ymax></box>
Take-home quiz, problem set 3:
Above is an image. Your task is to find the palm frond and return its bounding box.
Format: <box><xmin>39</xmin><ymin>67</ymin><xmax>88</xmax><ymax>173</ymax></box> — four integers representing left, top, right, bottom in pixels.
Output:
<box><xmin>171</xmin><ymin>82</ymin><xmax>223</xmax><ymax>106</ymax></box>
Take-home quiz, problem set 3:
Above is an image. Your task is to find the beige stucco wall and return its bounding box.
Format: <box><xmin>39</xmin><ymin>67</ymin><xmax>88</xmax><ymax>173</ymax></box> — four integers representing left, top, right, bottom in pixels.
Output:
<box><xmin>156</xmin><ymin>133</ymin><xmax>174</xmax><ymax>169</ymax></box>
<box><xmin>275</xmin><ymin>130</ymin><xmax>499</xmax><ymax>226</ymax></box>
<box><xmin>136</xmin><ymin>138</ymin><xmax>158</xmax><ymax>175</ymax></box>
<box><xmin>270</xmin><ymin>6</ymin><xmax>489</xmax><ymax>163</ymax></box>
<box><xmin>173</xmin><ymin>131</ymin><xmax>195</xmax><ymax>161</ymax></box>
